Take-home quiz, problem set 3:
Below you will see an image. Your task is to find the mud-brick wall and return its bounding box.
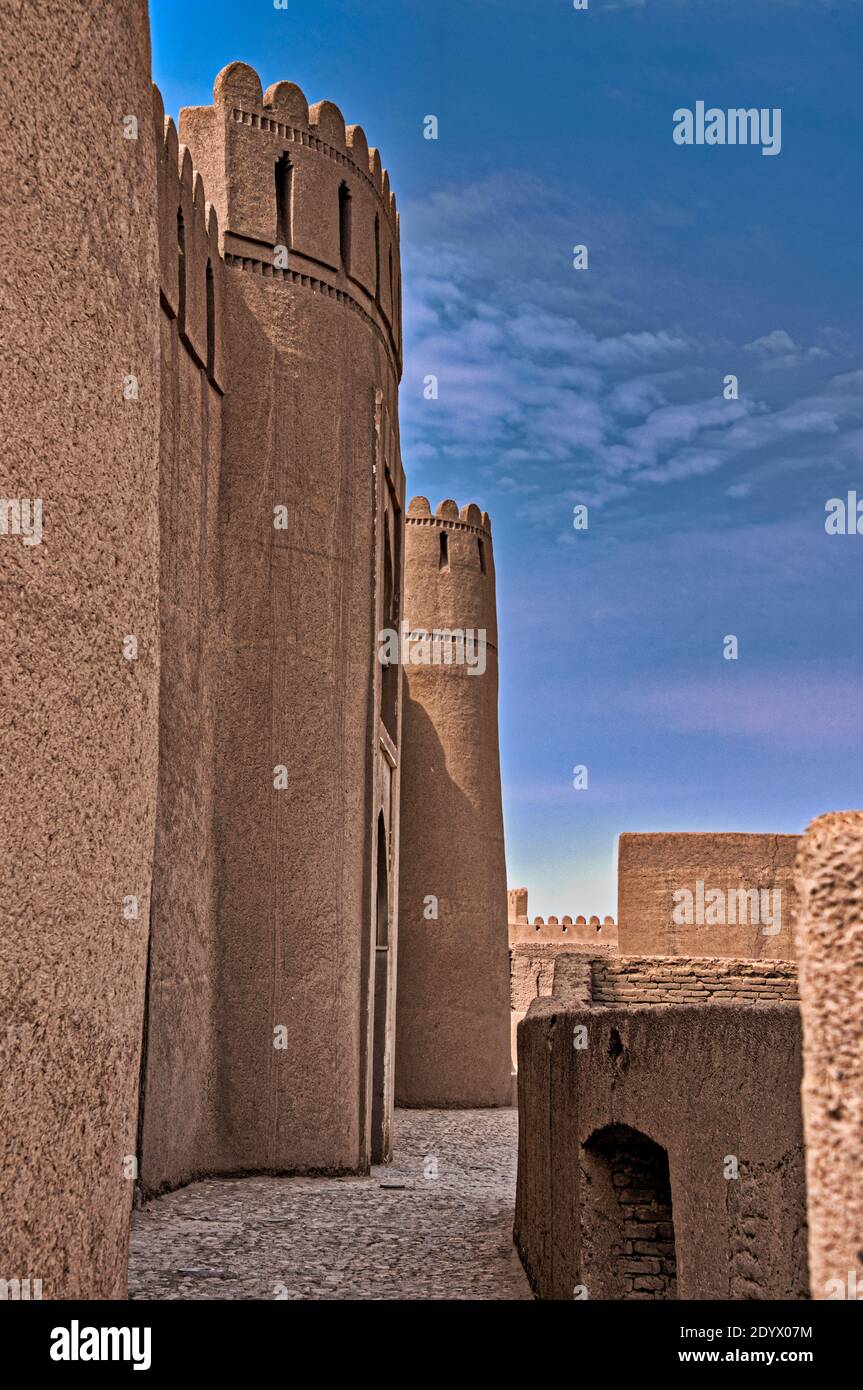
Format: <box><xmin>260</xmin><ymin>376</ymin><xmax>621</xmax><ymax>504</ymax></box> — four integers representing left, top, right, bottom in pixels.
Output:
<box><xmin>511</xmin><ymin>945</ymin><xmax>560</xmax><ymax>1013</ymax></box>
<box><xmin>794</xmin><ymin>812</ymin><xmax>863</xmax><ymax>1300</ymax></box>
<box><xmin>138</xmin><ymin>92</ymin><xmax>226</xmax><ymax>1195</ymax></box>
<box><xmin>179</xmin><ymin>62</ymin><xmax>405</xmax><ymax>1171</ymax></box>
<box><xmin>617</xmin><ymin>832</ymin><xmax>799</xmax><ymax>958</ymax></box>
<box><xmin>516</xmin><ymin>998</ymin><xmax>807</xmax><ymax>1300</ymax></box>
<box><xmin>591</xmin><ymin>957</ymin><xmax>799</xmax><ymax>1005</ymax></box>
<box><xmin>510</xmin><ymin>945</ymin><xmax>557</xmax><ymax>1073</ymax></box>
<box><xmin>509</xmin><ymin>943</ymin><xmax>617</xmax><ymax>1070</ymax></box>
<box><xmin>0</xmin><ymin>0</ymin><xmax>160</xmax><ymax>1298</ymax></box>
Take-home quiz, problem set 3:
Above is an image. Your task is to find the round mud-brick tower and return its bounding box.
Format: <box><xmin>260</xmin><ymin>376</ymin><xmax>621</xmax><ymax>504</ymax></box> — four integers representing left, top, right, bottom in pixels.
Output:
<box><xmin>178</xmin><ymin>63</ymin><xmax>404</xmax><ymax>1173</ymax></box>
<box><xmin>396</xmin><ymin>498</ymin><xmax>512</xmax><ymax>1106</ymax></box>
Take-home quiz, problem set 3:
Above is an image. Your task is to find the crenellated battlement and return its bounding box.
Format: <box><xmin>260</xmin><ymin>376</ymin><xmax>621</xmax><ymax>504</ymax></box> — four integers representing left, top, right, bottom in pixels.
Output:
<box><xmin>407</xmin><ymin>496</ymin><xmax>493</xmax><ymax>538</ymax></box>
<box><xmin>508</xmin><ymin>887</ymin><xmax>619</xmax><ymax>946</ymax></box>
<box><xmin>177</xmin><ymin>62</ymin><xmax>402</xmax><ymax>369</ymax></box>
<box><xmin>509</xmin><ymin>915</ymin><xmax>619</xmax><ymax>947</ymax></box>
<box><xmin>154</xmin><ymin>84</ymin><xmax>225</xmax><ymax>391</ymax></box>
<box><xmin>222</xmin><ymin>89</ymin><xmax>399</xmax><ymax>230</ymax></box>
<box><xmin>532</xmin><ymin>915</ymin><xmax>616</xmax><ymax>930</ymax></box>
<box><xmin>403</xmin><ymin>495</ymin><xmax>498</xmax><ymax>647</ymax></box>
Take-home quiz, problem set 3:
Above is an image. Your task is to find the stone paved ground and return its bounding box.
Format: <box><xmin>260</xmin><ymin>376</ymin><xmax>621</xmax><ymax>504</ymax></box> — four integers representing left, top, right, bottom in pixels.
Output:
<box><xmin>128</xmin><ymin>1109</ymin><xmax>532</xmax><ymax>1300</ymax></box>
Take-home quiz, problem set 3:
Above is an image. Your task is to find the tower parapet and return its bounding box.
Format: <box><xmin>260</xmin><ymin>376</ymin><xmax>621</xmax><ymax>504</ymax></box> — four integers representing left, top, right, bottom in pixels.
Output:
<box><xmin>402</xmin><ymin>496</ymin><xmax>497</xmax><ymax>648</ymax></box>
<box><xmin>179</xmin><ymin>62</ymin><xmax>402</xmax><ymax>371</ymax></box>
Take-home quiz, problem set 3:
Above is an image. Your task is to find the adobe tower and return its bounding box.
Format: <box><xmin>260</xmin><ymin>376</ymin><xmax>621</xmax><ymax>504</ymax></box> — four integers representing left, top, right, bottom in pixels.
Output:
<box><xmin>396</xmin><ymin>499</ymin><xmax>512</xmax><ymax>1106</ymax></box>
<box><xmin>140</xmin><ymin>62</ymin><xmax>405</xmax><ymax>1180</ymax></box>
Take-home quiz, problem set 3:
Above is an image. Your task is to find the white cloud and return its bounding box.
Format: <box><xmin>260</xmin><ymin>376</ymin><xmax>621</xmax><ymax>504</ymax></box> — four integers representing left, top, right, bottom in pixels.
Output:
<box><xmin>400</xmin><ymin>174</ymin><xmax>863</xmax><ymax>516</ymax></box>
<box><xmin>745</xmin><ymin>329</ymin><xmax>798</xmax><ymax>356</ymax></box>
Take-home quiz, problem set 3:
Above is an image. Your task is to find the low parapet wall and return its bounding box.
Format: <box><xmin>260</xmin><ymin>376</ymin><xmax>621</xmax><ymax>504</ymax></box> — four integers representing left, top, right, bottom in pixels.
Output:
<box><xmin>515</xmin><ymin>955</ymin><xmax>806</xmax><ymax>1300</ymax></box>
<box><xmin>590</xmin><ymin>955</ymin><xmax>797</xmax><ymax>1005</ymax></box>
<box><xmin>509</xmin><ymin>941</ymin><xmax>619</xmax><ymax>1070</ymax></box>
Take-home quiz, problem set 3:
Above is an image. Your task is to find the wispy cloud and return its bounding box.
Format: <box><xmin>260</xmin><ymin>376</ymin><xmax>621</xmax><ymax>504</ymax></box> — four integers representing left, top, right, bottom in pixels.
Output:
<box><xmin>401</xmin><ymin>173</ymin><xmax>862</xmax><ymax>515</ymax></box>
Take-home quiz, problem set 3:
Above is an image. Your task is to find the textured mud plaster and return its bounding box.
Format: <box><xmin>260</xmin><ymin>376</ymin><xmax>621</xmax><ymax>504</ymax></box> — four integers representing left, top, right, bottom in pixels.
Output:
<box><xmin>515</xmin><ymin>990</ymin><xmax>807</xmax><ymax>1300</ymax></box>
<box><xmin>0</xmin><ymin>1</ymin><xmax>160</xmax><ymax>1297</ymax></box>
<box><xmin>396</xmin><ymin>500</ymin><xmax>512</xmax><ymax>1107</ymax></box>
<box><xmin>794</xmin><ymin>811</ymin><xmax>863</xmax><ymax>1299</ymax></box>
<box><xmin>509</xmin><ymin>942</ymin><xmax>617</xmax><ymax>1072</ymax></box>
<box><xmin>136</xmin><ymin>92</ymin><xmax>226</xmax><ymax>1195</ymax></box>
<box><xmin>618</xmin><ymin>832</ymin><xmax>799</xmax><ymax>958</ymax></box>
<box><xmin>164</xmin><ymin>64</ymin><xmax>405</xmax><ymax>1175</ymax></box>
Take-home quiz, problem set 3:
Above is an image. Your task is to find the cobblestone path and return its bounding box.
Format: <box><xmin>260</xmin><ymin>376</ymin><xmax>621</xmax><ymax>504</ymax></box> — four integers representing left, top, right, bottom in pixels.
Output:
<box><xmin>128</xmin><ymin>1109</ymin><xmax>532</xmax><ymax>1300</ymax></box>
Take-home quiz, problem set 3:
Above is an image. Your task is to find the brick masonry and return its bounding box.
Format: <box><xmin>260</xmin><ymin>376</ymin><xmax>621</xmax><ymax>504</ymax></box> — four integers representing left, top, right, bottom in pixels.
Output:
<box><xmin>590</xmin><ymin>956</ymin><xmax>798</xmax><ymax>1006</ymax></box>
<box><xmin>580</xmin><ymin>1128</ymin><xmax>677</xmax><ymax>1300</ymax></box>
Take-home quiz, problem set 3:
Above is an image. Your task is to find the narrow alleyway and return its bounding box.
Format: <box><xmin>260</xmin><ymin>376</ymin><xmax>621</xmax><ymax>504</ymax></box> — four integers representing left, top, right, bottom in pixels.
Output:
<box><xmin>128</xmin><ymin>1109</ymin><xmax>532</xmax><ymax>1300</ymax></box>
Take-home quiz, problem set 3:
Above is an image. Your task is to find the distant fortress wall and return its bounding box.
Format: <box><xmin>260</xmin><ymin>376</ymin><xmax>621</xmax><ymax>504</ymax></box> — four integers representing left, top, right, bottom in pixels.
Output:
<box><xmin>617</xmin><ymin>832</ymin><xmax>799</xmax><ymax>958</ymax></box>
<box><xmin>508</xmin><ymin>888</ymin><xmax>618</xmax><ymax>1068</ymax></box>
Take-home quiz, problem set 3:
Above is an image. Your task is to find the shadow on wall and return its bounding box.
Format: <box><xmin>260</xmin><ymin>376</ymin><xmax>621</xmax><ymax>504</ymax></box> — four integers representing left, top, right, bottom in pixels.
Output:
<box><xmin>141</xmin><ymin>279</ymin><xmax>279</xmax><ymax>1193</ymax></box>
<box><xmin>396</xmin><ymin>688</ymin><xmax>512</xmax><ymax>1107</ymax></box>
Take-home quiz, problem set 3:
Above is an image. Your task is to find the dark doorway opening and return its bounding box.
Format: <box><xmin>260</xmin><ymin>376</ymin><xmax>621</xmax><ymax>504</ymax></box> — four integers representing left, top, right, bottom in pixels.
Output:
<box><xmin>580</xmin><ymin>1124</ymin><xmax>677</xmax><ymax>1299</ymax></box>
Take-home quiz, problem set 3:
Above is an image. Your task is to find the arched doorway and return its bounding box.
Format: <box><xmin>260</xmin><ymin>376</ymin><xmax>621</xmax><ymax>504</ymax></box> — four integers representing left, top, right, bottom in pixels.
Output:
<box><xmin>579</xmin><ymin>1125</ymin><xmax>677</xmax><ymax>1299</ymax></box>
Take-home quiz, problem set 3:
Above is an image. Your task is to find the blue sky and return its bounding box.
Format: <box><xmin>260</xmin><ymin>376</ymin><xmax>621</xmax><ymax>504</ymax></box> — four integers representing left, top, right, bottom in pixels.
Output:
<box><xmin>152</xmin><ymin>0</ymin><xmax>863</xmax><ymax>917</ymax></box>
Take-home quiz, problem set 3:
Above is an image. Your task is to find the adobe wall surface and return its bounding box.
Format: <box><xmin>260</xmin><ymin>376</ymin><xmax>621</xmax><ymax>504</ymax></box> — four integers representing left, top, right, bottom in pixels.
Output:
<box><xmin>515</xmin><ymin>963</ymin><xmax>807</xmax><ymax>1300</ymax></box>
<box><xmin>507</xmin><ymin>890</ymin><xmax>620</xmax><ymax>1070</ymax></box>
<box><xmin>794</xmin><ymin>811</ymin><xmax>863</xmax><ymax>1300</ymax></box>
<box><xmin>138</xmin><ymin>94</ymin><xmax>226</xmax><ymax>1193</ymax></box>
<box><xmin>0</xmin><ymin>0</ymin><xmax>160</xmax><ymax>1297</ymax></box>
<box><xmin>509</xmin><ymin>941</ymin><xmax>617</xmax><ymax>1071</ymax></box>
<box><xmin>618</xmin><ymin>832</ymin><xmax>799</xmax><ymax>958</ymax></box>
<box><xmin>397</xmin><ymin>499</ymin><xmax>512</xmax><ymax>1107</ymax></box>
<box><xmin>178</xmin><ymin>64</ymin><xmax>404</xmax><ymax>1173</ymax></box>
